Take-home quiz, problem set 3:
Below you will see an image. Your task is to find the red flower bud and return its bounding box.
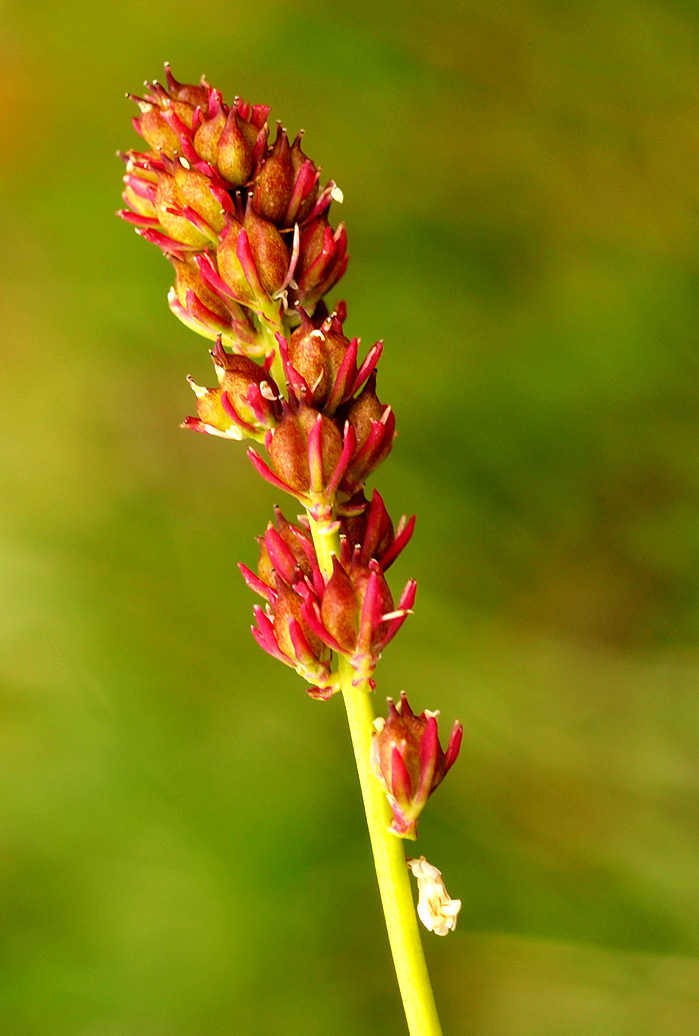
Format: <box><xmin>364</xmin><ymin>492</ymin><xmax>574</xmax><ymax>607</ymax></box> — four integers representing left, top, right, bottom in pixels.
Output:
<box><xmin>253</xmin><ymin>124</ymin><xmax>294</xmax><ymax>225</ymax></box>
<box><xmin>340</xmin><ymin>374</ymin><xmax>395</xmax><ymax>495</ymax></box>
<box><xmin>193</xmin><ymin>107</ymin><xmax>227</xmax><ymax>166</ymax></box>
<box><xmin>240</xmin><ymin>514</ymin><xmax>339</xmax><ymax>699</ymax></box>
<box><xmin>287</xmin><ymin>132</ymin><xmax>320</xmax><ymax>225</ymax></box>
<box><xmin>162</xmin><ymin>63</ymin><xmax>209</xmax><ymax>110</ymax></box>
<box><xmin>216</xmin><ymin>106</ymin><xmax>256</xmax><ymax>186</ymax></box>
<box><xmin>287</xmin><ymin>320</ymin><xmax>350</xmax><ymax>411</ymax></box>
<box><xmin>181</xmin><ymin>340</ymin><xmax>280</xmax><ymax>441</ymax></box>
<box><xmin>272</xmin><ymin>580</ymin><xmax>325</xmax><ymax>662</ymax></box>
<box><xmin>291</xmin><ymin>214</ymin><xmax>348</xmax><ymax>311</ymax></box>
<box><xmin>130</xmin><ymin>99</ymin><xmax>181</xmax><ymax>156</ymax></box>
<box><xmin>342</xmin><ymin>489</ymin><xmax>415</xmax><ymax>570</ymax></box>
<box><xmin>268</xmin><ymin>405</ymin><xmax>343</xmax><ymax>496</ymax></box>
<box><xmin>243</xmin><ymin>205</ymin><xmax>290</xmax><ymax>297</ymax></box>
<box><xmin>255</xmin><ymin>507</ymin><xmax>316</xmax><ymax>588</ymax></box>
<box><xmin>153</xmin><ymin>170</ymin><xmax>211</xmax><ymax>249</ymax></box>
<box><xmin>371</xmin><ymin>692</ymin><xmax>463</xmax><ymax>839</ymax></box>
<box><xmin>167</xmin><ymin>256</ymin><xmax>260</xmax><ymax>350</ymax></box>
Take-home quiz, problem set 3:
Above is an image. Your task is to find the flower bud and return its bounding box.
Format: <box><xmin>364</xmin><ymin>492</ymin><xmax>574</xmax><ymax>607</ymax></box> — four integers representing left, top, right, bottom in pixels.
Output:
<box><xmin>256</xmin><ymin>507</ymin><xmax>315</xmax><ymax>587</ymax></box>
<box><xmin>269</xmin><ymin>406</ymin><xmax>343</xmax><ymax>496</ymax></box>
<box><xmin>287</xmin><ymin>319</ymin><xmax>351</xmax><ymax>411</ymax></box>
<box><xmin>130</xmin><ymin>99</ymin><xmax>181</xmax><ymax>156</ymax></box>
<box><xmin>346</xmin><ymin>373</ymin><xmax>383</xmax><ymax>448</ymax></box>
<box><xmin>291</xmin><ymin>214</ymin><xmax>348</xmax><ymax>311</ymax></box>
<box><xmin>193</xmin><ymin>107</ymin><xmax>227</xmax><ymax>166</ymax></box>
<box><xmin>185</xmin><ymin>383</ymin><xmax>238</xmax><ymax>437</ymax></box>
<box><xmin>243</xmin><ymin>546</ymin><xmax>339</xmax><ymax>699</ymax></box>
<box><xmin>289</xmin><ymin>212</ymin><xmax>347</xmax><ymax>304</ymax></box>
<box><xmin>287</xmin><ymin>132</ymin><xmax>319</xmax><ymax>225</ymax></box>
<box><xmin>171</xmin><ymin>157</ymin><xmax>226</xmax><ymax>234</ymax></box>
<box><xmin>216</xmin><ymin>101</ymin><xmax>269</xmax><ymax>186</ymax></box>
<box><xmin>216</xmin><ymin>217</ymin><xmax>257</xmax><ymax>304</ymax></box>
<box><xmin>154</xmin><ymin>171</ymin><xmax>210</xmax><ymax>249</ymax></box>
<box><xmin>253</xmin><ymin>124</ymin><xmax>294</xmax><ymax>225</ymax></box>
<box><xmin>216</xmin><ymin>208</ymin><xmax>290</xmax><ymax>306</ymax></box>
<box><xmin>182</xmin><ymin>341</ymin><xmax>280</xmax><ymax>440</ymax></box>
<box><xmin>371</xmin><ymin>692</ymin><xmax>463</xmax><ymax>839</ymax></box>
<box><xmin>273</xmin><ymin>580</ymin><xmax>324</xmax><ymax>661</ymax></box>
<box><xmin>162</xmin><ymin>64</ymin><xmax>209</xmax><ymax>110</ymax></box>
<box><xmin>243</xmin><ymin>205</ymin><xmax>289</xmax><ymax>297</ymax></box>
<box><xmin>120</xmin><ymin>152</ymin><xmax>159</xmax><ymax>219</ymax></box>
<box><xmin>341</xmin><ymin>374</ymin><xmax>395</xmax><ymax>495</ymax></box>
<box><xmin>319</xmin><ymin>557</ymin><xmax>393</xmax><ymax>655</ymax></box>
<box><xmin>168</xmin><ymin>256</ymin><xmax>237</xmax><ymax>338</ymax></box>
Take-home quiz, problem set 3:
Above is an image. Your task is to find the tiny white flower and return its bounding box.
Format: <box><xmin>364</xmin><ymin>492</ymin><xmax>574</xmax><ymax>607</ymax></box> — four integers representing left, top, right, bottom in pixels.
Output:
<box><xmin>407</xmin><ymin>856</ymin><xmax>461</xmax><ymax>936</ymax></box>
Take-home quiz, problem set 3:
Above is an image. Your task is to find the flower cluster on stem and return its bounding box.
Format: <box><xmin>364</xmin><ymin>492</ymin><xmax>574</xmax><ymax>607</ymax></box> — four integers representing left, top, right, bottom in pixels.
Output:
<box><xmin>120</xmin><ymin>66</ymin><xmax>463</xmax><ymax>1036</ymax></box>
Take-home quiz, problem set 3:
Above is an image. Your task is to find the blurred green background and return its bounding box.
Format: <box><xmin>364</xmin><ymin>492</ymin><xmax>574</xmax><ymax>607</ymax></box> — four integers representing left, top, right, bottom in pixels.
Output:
<box><xmin>2</xmin><ymin>0</ymin><xmax>699</xmax><ymax>1033</ymax></box>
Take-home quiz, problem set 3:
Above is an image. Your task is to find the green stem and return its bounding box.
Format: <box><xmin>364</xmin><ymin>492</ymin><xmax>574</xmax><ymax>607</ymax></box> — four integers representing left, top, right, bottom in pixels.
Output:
<box><xmin>256</xmin><ymin>300</ymin><xmax>287</xmax><ymax>391</ymax></box>
<box><xmin>309</xmin><ymin>515</ymin><xmax>444</xmax><ymax>1036</ymax></box>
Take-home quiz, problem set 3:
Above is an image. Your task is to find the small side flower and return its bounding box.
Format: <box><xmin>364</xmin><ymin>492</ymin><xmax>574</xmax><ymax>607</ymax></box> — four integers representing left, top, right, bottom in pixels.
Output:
<box><xmin>371</xmin><ymin>692</ymin><xmax>463</xmax><ymax>839</ymax></box>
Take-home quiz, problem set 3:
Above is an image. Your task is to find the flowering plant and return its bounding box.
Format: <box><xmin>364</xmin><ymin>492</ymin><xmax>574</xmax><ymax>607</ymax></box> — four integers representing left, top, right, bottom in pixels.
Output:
<box><xmin>119</xmin><ymin>65</ymin><xmax>462</xmax><ymax>1036</ymax></box>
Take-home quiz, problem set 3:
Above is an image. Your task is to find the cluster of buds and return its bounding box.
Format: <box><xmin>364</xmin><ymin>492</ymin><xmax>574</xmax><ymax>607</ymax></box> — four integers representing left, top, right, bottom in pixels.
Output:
<box><xmin>180</xmin><ymin>303</ymin><xmax>394</xmax><ymax>524</ymax></box>
<box><xmin>239</xmin><ymin>492</ymin><xmax>416</xmax><ymax>696</ymax></box>
<box><xmin>119</xmin><ymin>69</ymin><xmax>462</xmax><ymax>854</ymax></box>
<box><xmin>119</xmin><ymin>64</ymin><xmax>347</xmax><ymax>357</ymax></box>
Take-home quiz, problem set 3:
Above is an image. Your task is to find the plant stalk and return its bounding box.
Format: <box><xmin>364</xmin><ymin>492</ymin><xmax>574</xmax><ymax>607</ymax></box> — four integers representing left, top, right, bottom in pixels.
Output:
<box><xmin>309</xmin><ymin>515</ymin><xmax>444</xmax><ymax>1036</ymax></box>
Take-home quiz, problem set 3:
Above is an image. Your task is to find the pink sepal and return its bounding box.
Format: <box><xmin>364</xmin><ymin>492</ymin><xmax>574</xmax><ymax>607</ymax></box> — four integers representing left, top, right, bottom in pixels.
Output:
<box><xmin>285</xmin><ymin>159</ymin><xmax>319</xmax><ymax>225</ymax></box>
<box><xmin>288</xmin><ymin>618</ymin><xmax>318</xmax><ymax>666</ymax></box>
<box><xmin>443</xmin><ymin>722</ymin><xmax>464</xmax><ymax>774</ymax></box>
<box><xmin>325</xmin><ymin>336</ymin><xmax>358</xmax><ymax>414</ymax></box>
<box><xmin>277</xmin><ymin>223</ymin><xmax>300</xmax><ymax>294</ymax></box>
<box><xmin>195</xmin><ymin>252</ymin><xmax>238</xmax><ymax>304</ymax></box>
<box><xmin>246</xmin><ymin>382</ymin><xmax>278</xmax><ymax>426</ymax></box>
<box><xmin>236</xmin><ymin>228</ymin><xmax>267</xmax><ymax>301</ymax></box>
<box><xmin>265</xmin><ymin>526</ymin><xmax>298</xmax><ymax>585</ymax></box>
<box><xmin>391</xmin><ymin>746</ymin><xmax>414</xmax><ymax>803</ymax></box>
<box><xmin>159</xmin><ymin>105</ymin><xmax>192</xmax><ymax>143</ymax></box>
<box><xmin>246</xmin><ymin>448</ymin><xmax>294</xmax><ymax>495</ymax></box>
<box><xmin>300</xmin><ymin>224</ymin><xmax>335</xmax><ymax>287</ymax></box>
<box><xmin>117</xmin><ymin>209</ymin><xmax>159</xmax><ymax>228</ymax></box>
<box><xmin>220</xmin><ymin>390</ymin><xmax>259</xmax><ymax>434</ymax></box>
<box><xmin>380</xmin><ymin>514</ymin><xmax>416</xmax><ymax>570</ymax></box>
<box><xmin>178</xmin><ymin>288</ymin><xmax>232</xmax><ymax>336</ymax></box>
<box><xmin>300</xmin><ymin>599</ymin><xmax>345</xmax><ymax>655</ymax></box>
<box><xmin>360</xmin><ymin>490</ymin><xmax>391</xmax><ymax>565</ymax></box>
<box><xmin>251</xmin><ymin>605</ymin><xmax>291</xmax><ymax>666</ymax></box>
<box><xmin>357</xmin><ymin>568</ymin><xmax>384</xmax><ymax>655</ymax></box>
<box><xmin>135</xmin><ymin>226</ymin><xmax>190</xmax><ymax>258</ymax></box>
<box><xmin>352</xmin><ymin>340</ymin><xmax>383</xmax><ymax>396</ymax></box>
<box><xmin>303</xmin><ymin>180</ymin><xmax>338</xmax><ymax>225</ymax></box>
<box><xmin>416</xmin><ymin>715</ymin><xmax>440</xmax><ymax>802</ymax></box>
<box><xmin>180</xmin><ymin>416</ymin><xmax>209</xmax><ymax>434</ymax></box>
<box><xmin>179</xmin><ymin>204</ymin><xmax>217</xmax><ymax>241</ymax></box>
<box><xmin>377</xmin><ymin>579</ymin><xmax>417</xmax><ymax>650</ymax></box>
<box><xmin>325</xmin><ymin>423</ymin><xmax>356</xmax><ymax>497</ymax></box>
<box><xmin>238</xmin><ymin>563</ymin><xmax>271</xmax><ymax>600</ymax></box>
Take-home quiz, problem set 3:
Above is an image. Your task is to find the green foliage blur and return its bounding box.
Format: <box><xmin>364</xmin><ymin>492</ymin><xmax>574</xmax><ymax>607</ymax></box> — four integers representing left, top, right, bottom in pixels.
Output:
<box><xmin>1</xmin><ymin>0</ymin><xmax>699</xmax><ymax>1033</ymax></box>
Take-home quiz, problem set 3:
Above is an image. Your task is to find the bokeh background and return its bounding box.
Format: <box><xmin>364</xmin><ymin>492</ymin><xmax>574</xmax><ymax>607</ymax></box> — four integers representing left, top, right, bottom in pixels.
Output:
<box><xmin>2</xmin><ymin>0</ymin><xmax>699</xmax><ymax>1033</ymax></box>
